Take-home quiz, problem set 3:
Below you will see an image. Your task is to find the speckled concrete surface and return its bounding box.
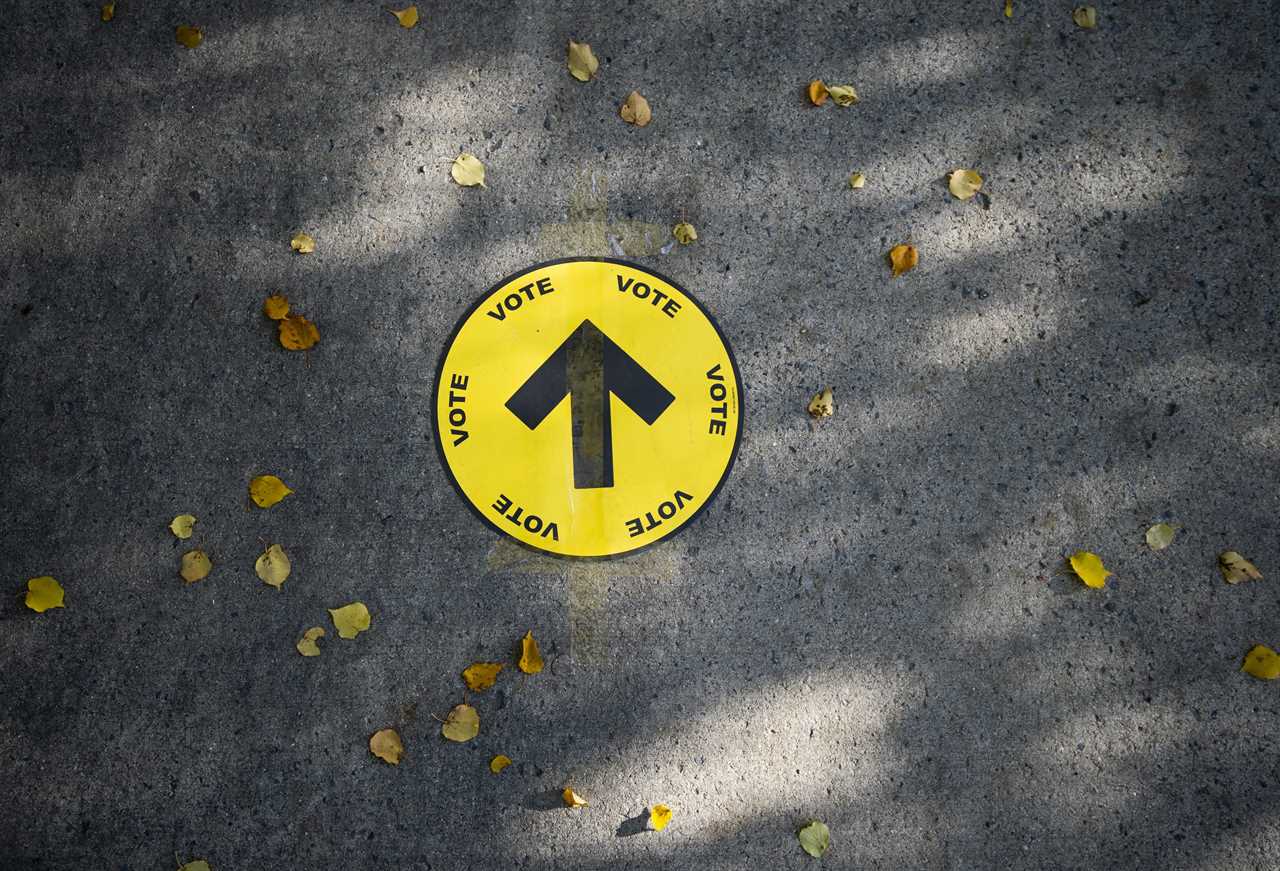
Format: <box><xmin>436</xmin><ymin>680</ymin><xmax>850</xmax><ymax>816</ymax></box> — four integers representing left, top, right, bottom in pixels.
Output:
<box><xmin>2</xmin><ymin>1</ymin><xmax>1279</xmax><ymax>869</ymax></box>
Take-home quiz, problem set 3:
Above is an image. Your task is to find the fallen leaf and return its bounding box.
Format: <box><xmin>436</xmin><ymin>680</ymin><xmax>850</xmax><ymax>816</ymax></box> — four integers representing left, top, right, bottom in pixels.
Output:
<box><xmin>519</xmin><ymin>630</ymin><xmax>544</xmax><ymax>674</ymax></box>
<box><xmin>451</xmin><ymin>153</ymin><xmax>487</xmax><ymax>188</ymax></box>
<box><xmin>249</xmin><ymin>474</ymin><xmax>294</xmax><ymax>508</ymax></box>
<box><xmin>827</xmin><ymin>84</ymin><xmax>859</xmax><ymax>106</ymax></box>
<box><xmin>170</xmin><ymin>514</ymin><xmax>196</xmax><ymax>539</ymax></box>
<box><xmin>278</xmin><ymin>315</ymin><xmax>320</xmax><ymax>351</ymax></box>
<box><xmin>650</xmin><ymin>804</ymin><xmax>673</xmax><ymax>831</ymax></box>
<box><xmin>180</xmin><ymin>549</ymin><xmax>212</xmax><ymax>583</ymax></box>
<box><xmin>567</xmin><ymin>40</ymin><xmax>599</xmax><ymax>82</ymax></box>
<box><xmin>296</xmin><ymin>627</ymin><xmax>325</xmax><ymax>657</ymax></box>
<box><xmin>849</xmin><ymin>172</ymin><xmax>866</xmax><ymax>189</ymax></box>
<box><xmin>1145</xmin><ymin>523</ymin><xmax>1176</xmax><ymax>551</ymax></box>
<box><xmin>948</xmin><ymin>169</ymin><xmax>984</xmax><ymax>200</ymax></box>
<box><xmin>463</xmin><ymin>662</ymin><xmax>504</xmax><ymax>691</ymax></box>
<box><xmin>1072</xmin><ymin>5</ymin><xmax>1097</xmax><ymax>28</ymax></box>
<box><xmin>1220</xmin><ymin>551</ymin><xmax>1262</xmax><ymax>584</ymax></box>
<box><xmin>798</xmin><ymin>820</ymin><xmax>830</xmax><ymax>858</ymax></box>
<box><xmin>390</xmin><ymin>5</ymin><xmax>418</xmax><ymax>28</ymax></box>
<box><xmin>672</xmin><ymin>222</ymin><xmax>697</xmax><ymax>245</ymax></box>
<box><xmin>888</xmin><ymin>244</ymin><xmax>918</xmax><ymax>277</ymax></box>
<box><xmin>25</xmin><ymin>576</ymin><xmax>65</xmax><ymax>612</ymax></box>
<box><xmin>442</xmin><ymin>703</ymin><xmax>480</xmax><ymax>742</ymax></box>
<box><xmin>175</xmin><ymin>25</ymin><xmax>203</xmax><ymax>48</ymax></box>
<box><xmin>807</xmin><ymin>79</ymin><xmax>829</xmax><ymax>106</ymax></box>
<box><xmin>490</xmin><ymin>754</ymin><xmax>513</xmax><ymax>774</ymax></box>
<box><xmin>1242</xmin><ymin>645</ymin><xmax>1280</xmax><ymax>680</ymax></box>
<box><xmin>255</xmin><ymin>544</ymin><xmax>291</xmax><ymax>589</ymax></box>
<box><xmin>807</xmin><ymin>387</ymin><xmax>834</xmax><ymax>419</ymax></box>
<box><xmin>263</xmin><ymin>295</ymin><xmax>290</xmax><ymax>320</ymax></box>
<box><xmin>178</xmin><ymin>861</ymin><xmax>211</xmax><ymax>871</ymax></box>
<box><xmin>1004</xmin><ymin>0</ymin><xmax>1013</xmax><ymax>18</ymax></box>
<box><xmin>562</xmin><ymin>788</ymin><xmax>588</xmax><ymax>808</ymax></box>
<box><xmin>101</xmin><ymin>3</ymin><xmax>115</xmax><ymax>22</ymax></box>
<box><xmin>1069</xmin><ymin>550</ymin><xmax>1111</xmax><ymax>588</ymax></box>
<box><xmin>290</xmin><ymin>232</ymin><xmax>315</xmax><ymax>254</ymax></box>
<box><xmin>329</xmin><ymin>602</ymin><xmax>371</xmax><ymax>639</ymax></box>
<box><xmin>370</xmin><ymin>728</ymin><xmax>404</xmax><ymax>764</ymax></box>
<box><xmin>619</xmin><ymin>91</ymin><xmax>652</xmax><ymax>127</ymax></box>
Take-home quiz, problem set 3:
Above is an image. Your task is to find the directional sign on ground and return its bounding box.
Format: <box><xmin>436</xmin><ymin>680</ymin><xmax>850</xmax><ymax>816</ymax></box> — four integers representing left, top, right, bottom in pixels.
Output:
<box><xmin>434</xmin><ymin>258</ymin><xmax>742</xmax><ymax>558</ymax></box>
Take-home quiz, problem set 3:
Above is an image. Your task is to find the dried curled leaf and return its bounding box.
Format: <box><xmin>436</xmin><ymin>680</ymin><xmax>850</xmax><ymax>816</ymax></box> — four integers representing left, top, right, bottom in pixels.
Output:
<box><xmin>672</xmin><ymin>222</ymin><xmax>697</xmax><ymax>245</ymax></box>
<box><xmin>567</xmin><ymin>40</ymin><xmax>599</xmax><ymax>82</ymax></box>
<box><xmin>888</xmin><ymin>244</ymin><xmax>918</xmax><ymax>277</ymax></box>
<box><xmin>519</xmin><ymin>630</ymin><xmax>544</xmax><ymax>674</ymax></box>
<box><xmin>249</xmin><ymin>474</ymin><xmax>294</xmax><ymax>508</ymax></box>
<box><xmin>490</xmin><ymin>754</ymin><xmax>512</xmax><ymax>774</ymax></box>
<box><xmin>1242</xmin><ymin>645</ymin><xmax>1280</xmax><ymax>680</ymax></box>
<box><xmin>170</xmin><ymin>514</ymin><xmax>196</xmax><ymax>539</ymax></box>
<box><xmin>263</xmin><ymin>295</ymin><xmax>290</xmax><ymax>320</ymax></box>
<box><xmin>25</xmin><ymin>576</ymin><xmax>65</xmax><ymax>613</ymax></box>
<box><xmin>175</xmin><ymin>25</ymin><xmax>203</xmax><ymax>48</ymax></box>
<box><xmin>1145</xmin><ymin>523</ymin><xmax>1176</xmax><ymax>551</ymax></box>
<box><xmin>296</xmin><ymin>627</ymin><xmax>325</xmax><ymax>657</ymax></box>
<box><xmin>180</xmin><ymin>549</ymin><xmax>212</xmax><ymax>583</ymax></box>
<box><xmin>370</xmin><ymin>728</ymin><xmax>404</xmax><ymax>764</ymax></box>
<box><xmin>255</xmin><ymin>544</ymin><xmax>291</xmax><ymax>589</ymax></box>
<box><xmin>827</xmin><ymin>84</ymin><xmax>859</xmax><ymax>106</ymax></box>
<box><xmin>807</xmin><ymin>79</ymin><xmax>829</xmax><ymax>106</ymax></box>
<box><xmin>619</xmin><ymin>91</ymin><xmax>652</xmax><ymax>127</ymax></box>
<box><xmin>463</xmin><ymin>662</ymin><xmax>504</xmax><ymax>692</ymax></box>
<box><xmin>329</xmin><ymin>602</ymin><xmax>371</xmax><ymax>639</ymax></box>
<box><xmin>1069</xmin><ymin>550</ymin><xmax>1111</xmax><ymax>588</ymax></box>
<box><xmin>1220</xmin><ymin>551</ymin><xmax>1262</xmax><ymax>584</ymax></box>
<box><xmin>390</xmin><ymin>5</ymin><xmax>418</xmax><ymax>28</ymax></box>
<box><xmin>442</xmin><ymin>703</ymin><xmax>480</xmax><ymax>742</ymax></box>
<box><xmin>798</xmin><ymin>820</ymin><xmax>831</xmax><ymax>857</ymax></box>
<box><xmin>1005</xmin><ymin>0</ymin><xmax>1013</xmax><ymax>18</ymax></box>
<box><xmin>278</xmin><ymin>315</ymin><xmax>320</xmax><ymax>351</ymax></box>
<box><xmin>290</xmin><ymin>232</ymin><xmax>316</xmax><ymax>254</ymax></box>
<box><xmin>650</xmin><ymin>804</ymin><xmax>673</xmax><ymax>831</ymax></box>
<box><xmin>948</xmin><ymin>169</ymin><xmax>984</xmax><ymax>200</ymax></box>
<box><xmin>451</xmin><ymin>153</ymin><xmax>487</xmax><ymax>188</ymax></box>
<box><xmin>562</xmin><ymin>788</ymin><xmax>588</xmax><ymax>808</ymax></box>
<box><xmin>808</xmin><ymin>387</ymin><xmax>834</xmax><ymax>419</ymax></box>
<box><xmin>101</xmin><ymin>3</ymin><xmax>115</xmax><ymax>22</ymax></box>
<box><xmin>1072</xmin><ymin>5</ymin><xmax>1097</xmax><ymax>28</ymax></box>
<box><xmin>849</xmin><ymin>172</ymin><xmax>866</xmax><ymax>189</ymax></box>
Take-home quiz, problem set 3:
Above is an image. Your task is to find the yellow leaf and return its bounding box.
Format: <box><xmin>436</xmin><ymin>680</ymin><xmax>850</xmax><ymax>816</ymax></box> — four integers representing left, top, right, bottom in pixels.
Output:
<box><xmin>370</xmin><ymin>728</ymin><xmax>404</xmax><ymax>764</ymax></box>
<box><xmin>562</xmin><ymin>787</ymin><xmax>588</xmax><ymax>808</ymax></box>
<box><xmin>490</xmin><ymin>754</ymin><xmax>513</xmax><ymax>774</ymax></box>
<box><xmin>178</xmin><ymin>861</ymin><xmax>211</xmax><ymax>871</ymax></box>
<box><xmin>798</xmin><ymin>820</ymin><xmax>831</xmax><ymax>858</ymax></box>
<box><xmin>290</xmin><ymin>232</ymin><xmax>316</xmax><ymax>254</ymax></box>
<box><xmin>180</xmin><ymin>549</ymin><xmax>212</xmax><ymax>583</ymax></box>
<box><xmin>519</xmin><ymin>630</ymin><xmax>544</xmax><ymax>674</ymax></box>
<box><xmin>672</xmin><ymin>222</ymin><xmax>697</xmax><ymax>245</ymax></box>
<box><xmin>255</xmin><ymin>544</ymin><xmax>291</xmax><ymax>589</ymax></box>
<box><xmin>169</xmin><ymin>514</ymin><xmax>196</xmax><ymax>539</ymax></box>
<box><xmin>948</xmin><ymin>169</ymin><xmax>984</xmax><ymax>200</ymax></box>
<box><xmin>650</xmin><ymin>804</ymin><xmax>673</xmax><ymax>831</ymax></box>
<box><xmin>1069</xmin><ymin>550</ymin><xmax>1111</xmax><ymax>588</ymax></box>
<box><xmin>567</xmin><ymin>40</ymin><xmax>599</xmax><ymax>82</ymax></box>
<box><xmin>1220</xmin><ymin>551</ymin><xmax>1262</xmax><ymax>584</ymax></box>
<box><xmin>1145</xmin><ymin>522</ymin><xmax>1176</xmax><ymax>551</ymax></box>
<box><xmin>442</xmin><ymin>703</ymin><xmax>480</xmax><ymax>742</ymax></box>
<box><xmin>1072</xmin><ymin>5</ymin><xmax>1097</xmax><ymax>28</ymax></box>
<box><xmin>849</xmin><ymin>172</ymin><xmax>866</xmax><ymax>189</ymax></box>
<box><xmin>278</xmin><ymin>315</ymin><xmax>320</xmax><ymax>351</ymax></box>
<box><xmin>249</xmin><ymin>474</ymin><xmax>294</xmax><ymax>508</ymax></box>
<box><xmin>390</xmin><ymin>5</ymin><xmax>418</xmax><ymax>28</ymax></box>
<box><xmin>451</xmin><ymin>153</ymin><xmax>487</xmax><ymax>188</ymax></box>
<box><xmin>827</xmin><ymin>84</ymin><xmax>859</xmax><ymax>106</ymax></box>
<box><xmin>101</xmin><ymin>3</ymin><xmax>115</xmax><ymax>22</ymax></box>
<box><xmin>807</xmin><ymin>79</ymin><xmax>829</xmax><ymax>106</ymax></box>
<box><xmin>25</xmin><ymin>576</ymin><xmax>65</xmax><ymax>612</ymax></box>
<box><xmin>329</xmin><ymin>602</ymin><xmax>371</xmax><ymax>639</ymax></box>
<box><xmin>807</xmin><ymin>387</ymin><xmax>834</xmax><ymax>419</ymax></box>
<box><xmin>619</xmin><ymin>91</ymin><xmax>652</xmax><ymax>127</ymax></box>
<box><xmin>1004</xmin><ymin>0</ymin><xmax>1013</xmax><ymax>18</ymax></box>
<box><xmin>888</xmin><ymin>244</ymin><xmax>918</xmax><ymax>277</ymax></box>
<box><xmin>1242</xmin><ymin>645</ymin><xmax>1280</xmax><ymax>680</ymax></box>
<box><xmin>175</xmin><ymin>25</ymin><xmax>203</xmax><ymax>48</ymax></box>
<box><xmin>296</xmin><ymin>627</ymin><xmax>325</xmax><ymax>657</ymax></box>
<box><xmin>463</xmin><ymin>662</ymin><xmax>504</xmax><ymax>691</ymax></box>
<box><xmin>263</xmin><ymin>295</ymin><xmax>290</xmax><ymax>320</ymax></box>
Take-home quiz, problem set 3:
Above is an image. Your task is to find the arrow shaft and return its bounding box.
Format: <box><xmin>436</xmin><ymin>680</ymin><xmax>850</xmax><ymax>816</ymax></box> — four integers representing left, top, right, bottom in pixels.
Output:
<box><xmin>566</xmin><ymin>321</ymin><xmax>613</xmax><ymax>488</ymax></box>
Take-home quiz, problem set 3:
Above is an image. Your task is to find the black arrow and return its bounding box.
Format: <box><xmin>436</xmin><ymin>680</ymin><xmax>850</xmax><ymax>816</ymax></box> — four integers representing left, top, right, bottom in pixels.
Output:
<box><xmin>505</xmin><ymin>319</ymin><xmax>675</xmax><ymax>489</ymax></box>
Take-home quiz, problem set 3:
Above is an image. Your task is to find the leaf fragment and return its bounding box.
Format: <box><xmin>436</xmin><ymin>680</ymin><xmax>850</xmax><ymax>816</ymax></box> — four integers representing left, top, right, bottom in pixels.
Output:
<box><xmin>296</xmin><ymin>627</ymin><xmax>325</xmax><ymax>657</ymax></box>
<box><xmin>451</xmin><ymin>153</ymin><xmax>487</xmax><ymax>188</ymax></box>
<box><xmin>807</xmin><ymin>79</ymin><xmax>829</xmax><ymax>106</ymax></box>
<box><xmin>490</xmin><ymin>754</ymin><xmax>513</xmax><ymax>774</ymax></box>
<box><xmin>1072</xmin><ymin>5</ymin><xmax>1097</xmax><ymax>28</ymax></box>
<box><xmin>290</xmin><ymin>232</ymin><xmax>316</xmax><ymax>254</ymax></box>
<box><xmin>101</xmin><ymin>3</ymin><xmax>115</xmax><ymax>22</ymax></box>
<box><xmin>255</xmin><ymin>544</ymin><xmax>291</xmax><ymax>589</ymax></box>
<box><xmin>178</xmin><ymin>862</ymin><xmax>211</xmax><ymax>871</ymax></box>
<box><xmin>888</xmin><ymin>244</ymin><xmax>918</xmax><ymax>277</ymax></box>
<box><xmin>175</xmin><ymin>25</ymin><xmax>203</xmax><ymax>48</ymax></box>
<box><xmin>519</xmin><ymin>631</ymin><xmax>544</xmax><ymax>674</ymax></box>
<box><xmin>619</xmin><ymin>91</ymin><xmax>652</xmax><ymax>127</ymax></box>
<box><xmin>562</xmin><ymin>788</ymin><xmax>588</xmax><ymax>808</ymax></box>
<box><xmin>650</xmin><ymin>804</ymin><xmax>673</xmax><ymax>831</ymax></box>
<box><xmin>1242</xmin><ymin>645</ymin><xmax>1280</xmax><ymax>680</ymax></box>
<box><xmin>948</xmin><ymin>169</ymin><xmax>984</xmax><ymax>200</ymax></box>
<box><xmin>1069</xmin><ymin>550</ymin><xmax>1111</xmax><ymax>588</ymax></box>
<box><xmin>798</xmin><ymin>820</ymin><xmax>831</xmax><ymax>858</ymax></box>
<box><xmin>849</xmin><ymin>172</ymin><xmax>866</xmax><ymax>189</ymax></box>
<box><xmin>567</xmin><ymin>40</ymin><xmax>599</xmax><ymax>82</ymax></box>
<box><xmin>278</xmin><ymin>315</ymin><xmax>320</xmax><ymax>351</ymax></box>
<box><xmin>25</xmin><ymin>576</ymin><xmax>65</xmax><ymax>613</ymax></box>
<box><xmin>180</xmin><ymin>550</ymin><xmax>212</xmax><ymax>583</ymax></box>
<box><xmin>390</xmin><ymin>5</ymin><xmax>419</xmax><ymax>28</ymax></box>
<box><xmin>1220</xmin><ymin>551</ymin><xmax>1262</xmax><ymax>584</ymax></box>
<box><xmin>463</xmin><ymin>662</ymin><xmax>504</xmax><ymax>691</ymax></box>
<box><xmin>263</xmin><ymin>295</ymin><xmax>290</xmax><ymax>320</ymax></box>
<box><xmin>1004</xmin><ymin>0</ymin><xmax>1013</xmax><ymax>18</ymax></box>
<box><xmin>441</xmin><ymin>703</ymin><xmax>480</xmax><ymax>742</ymax></box>
<box><xmin>249</xmin><ymin>474</ymin><xmax>294</xmax><ymax>508</ymax></box>
<box><xmin>1145</xmin><ymin>523</ymin><xmax>1176</xmax><ymax>551</ymax></box>
<box><xmin>672</xmin><ymin>222</ymin><xmax>697</xmax><ymax>245</ymax></box>
<box><xmin>807</xmin><ymin>387</ymin><xmax>834</xmax><ymax>419</ymax></box>
<box><xmin>329</xmin><ymin>602</ymin><xmax>371</xmax><ymax>639</ymax></box>
<box><xmin>170</xmin><ymin>514</ymin><xmax>196</xmax><ymax>539</ymax></box>
<box><xmin>370</xmin><ymin>728</ymin><xmax>404</xmax><ymax>764</ymax></box>
<box><xmin>826</xmin><ymin>84</ymin><xmax>859</xmax><ymax>106</ymax></box>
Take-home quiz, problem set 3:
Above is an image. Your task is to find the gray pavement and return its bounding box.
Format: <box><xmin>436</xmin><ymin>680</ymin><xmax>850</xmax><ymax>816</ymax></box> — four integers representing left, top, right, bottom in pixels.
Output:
<box><xmin>2</xmin><ymin>1</ymin><xmax>1280</xmax><ymax>868</ymax></box>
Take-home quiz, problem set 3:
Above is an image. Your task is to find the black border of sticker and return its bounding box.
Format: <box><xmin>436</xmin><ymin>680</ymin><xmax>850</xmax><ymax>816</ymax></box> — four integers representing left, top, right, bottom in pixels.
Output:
<box><xmin>431</xmin><ymin>257</ymin><xmax>744</xmax><ymax>561</ymax></box>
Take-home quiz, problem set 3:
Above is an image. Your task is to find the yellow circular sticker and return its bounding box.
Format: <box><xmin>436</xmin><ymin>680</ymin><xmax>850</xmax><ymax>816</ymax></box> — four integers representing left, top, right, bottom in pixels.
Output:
<box><xmin>434</xmin><ymin>258</ymin><xmax>742</xmax><ymax>558</ymax></box>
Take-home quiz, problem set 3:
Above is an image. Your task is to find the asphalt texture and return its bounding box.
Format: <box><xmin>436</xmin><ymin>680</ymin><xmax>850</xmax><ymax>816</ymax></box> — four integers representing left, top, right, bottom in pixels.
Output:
<box><xmin>3</xmin><ymin>1</ymin><xmax>1280</xmax><ymax>869</ymax></box>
